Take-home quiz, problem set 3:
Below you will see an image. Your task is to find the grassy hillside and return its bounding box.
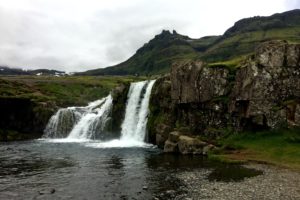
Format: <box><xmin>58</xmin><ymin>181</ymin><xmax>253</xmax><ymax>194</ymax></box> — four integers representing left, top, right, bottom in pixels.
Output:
<box><xmin>80</xmin><ymin>9</ymin><xmax>300</xmax><ymax>76</ymax></box>
<box><xmin>0</xmin><ymin>76</ymin><xmax>143</xmax><ymax>107</ymax></box>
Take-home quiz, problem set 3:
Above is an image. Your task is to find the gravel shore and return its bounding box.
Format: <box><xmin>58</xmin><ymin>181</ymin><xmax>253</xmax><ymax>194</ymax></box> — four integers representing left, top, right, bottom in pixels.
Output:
<box><xmin>176</xmin><ymin>164</ymin><xmax>300</xmax><ymax>200</ymax></box>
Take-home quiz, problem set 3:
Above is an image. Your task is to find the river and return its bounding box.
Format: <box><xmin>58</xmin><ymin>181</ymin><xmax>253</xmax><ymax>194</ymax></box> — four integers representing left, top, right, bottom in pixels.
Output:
<box><xmin>0</xmin><ymin>140</ymin><xmax>263</xmax><ymax>200</ymax></box>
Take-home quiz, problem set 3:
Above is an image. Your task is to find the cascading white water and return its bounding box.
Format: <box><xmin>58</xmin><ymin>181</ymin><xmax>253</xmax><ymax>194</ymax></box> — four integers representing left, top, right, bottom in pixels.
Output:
<box><xmin>121</xmin><ymin>80</ymin><xmax>156</xmax><ymax>142</ymax></box>
<box><xmin>43</xmin><ymin>95</ymin><xmax>113</xmax><ymax>140</ymax></box>
<box><xmin>43</xmin><ymin>108</ymin><xmax>82</xmax><ymax>138</ymax></box>
<box><xmin>42</xmin><ymin>80</ymin><xmax>156</xmax><ymax>148</ymax></box>
<box><xmin>67</xmin><ymin>95</ymin><xmax>113</xmax><ymax>139</ymax></box>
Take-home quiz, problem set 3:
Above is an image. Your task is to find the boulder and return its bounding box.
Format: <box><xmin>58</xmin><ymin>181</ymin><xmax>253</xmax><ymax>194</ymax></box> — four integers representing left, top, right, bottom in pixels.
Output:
<box><xmin>178</xmin><ymin>135</ymin><xmax>207</xmax><ymax>154</ymax></box>
<box><xmin>154</xmin><ymin>123</ymin><xmax>172</xmax><ymax>148</ymax></box>
<box><xmin>203</xmin><ymin>144</ymin><xmax>216</xmax><ymax>155</ymax></box>
<box><xmin>156</xmin><ymin>133</ymin><xmax>166</xmax><ymax>148</ymax></box>
<box><xmin>164</xmin><ymin>140</ymin><xmax>178</xmax><ymax>153</ymax></box>
<box><xmin>168</xmin><ymin>131</ymin><xmax>181</xmax><ymax>143</ymax></box>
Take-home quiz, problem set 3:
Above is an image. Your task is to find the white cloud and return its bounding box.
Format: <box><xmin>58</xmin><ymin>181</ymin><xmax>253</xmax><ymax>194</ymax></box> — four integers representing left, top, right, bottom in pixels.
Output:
<box><xmin>0</xmin><ymin>0</ymin><xmax>297</xmax><ymax>72</ymax></box>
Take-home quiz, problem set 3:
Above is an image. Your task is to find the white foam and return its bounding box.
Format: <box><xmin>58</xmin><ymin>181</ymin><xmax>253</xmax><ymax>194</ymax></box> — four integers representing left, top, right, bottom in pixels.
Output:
<box><xmin>84</xmin><ymin>139</ymin><xmax>153</xmax><ymax>148</ymax></box>
<box><xmin>38</xmin><ymin>138</ymin><xmax>93</xmax><ymax>143</ymax></box>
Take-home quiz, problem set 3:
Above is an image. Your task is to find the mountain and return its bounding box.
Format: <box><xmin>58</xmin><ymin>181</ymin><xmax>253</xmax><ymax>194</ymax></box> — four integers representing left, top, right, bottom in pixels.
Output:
<box><xmin>80</xmin><ymin>9</ymin><xmax>300</xmax><ymax>76</ymax></box>
<box><xmin>0</xmin><ymin>66</ymin><xmax>66</xmax><ymax>76</ymax></box>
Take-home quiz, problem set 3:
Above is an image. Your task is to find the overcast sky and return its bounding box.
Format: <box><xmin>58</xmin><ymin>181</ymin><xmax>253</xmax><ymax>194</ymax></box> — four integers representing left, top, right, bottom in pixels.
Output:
<box><xmin>0</xmin><ymin>0</ymin><xmax>299</xmax><ymax>72</ymax></box>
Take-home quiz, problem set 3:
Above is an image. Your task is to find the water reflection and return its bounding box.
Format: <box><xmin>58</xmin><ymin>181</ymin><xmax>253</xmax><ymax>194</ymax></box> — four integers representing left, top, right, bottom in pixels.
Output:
<box><xmin>0</xmin><ymin>141</ymin><xmax>262</xmax><ymax>200</ymax></box>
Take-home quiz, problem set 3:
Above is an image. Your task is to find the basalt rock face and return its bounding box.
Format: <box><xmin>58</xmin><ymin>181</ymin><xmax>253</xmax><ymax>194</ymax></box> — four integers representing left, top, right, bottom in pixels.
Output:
<box><xmin>147</xmin><ymin>76</ymin><xmax>175</xmax><ymax>148</ymax></box>
<box><xmin>170</xmin><ymin>61</ymin><xmax>231</xmax><ymax>138</ymax></box>
<box><xmin>229</xmin><ymin>40</ymin><xmax>300</xmax><ymax>129</ymax></box>
<box><xmin>171</xmin><ymin>60</ymin><xmax>230</xmax><ymax>104</ymax></box>
<box><xmin>148</xmin><ymin>40</ymin><xmax>300</xmax><ymax>153</ymax></box>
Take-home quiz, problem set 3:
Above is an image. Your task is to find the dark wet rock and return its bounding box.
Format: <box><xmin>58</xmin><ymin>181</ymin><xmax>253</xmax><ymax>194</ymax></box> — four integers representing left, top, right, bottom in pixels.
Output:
<box><xmin>154</xmin><ymin>123</ymin><xmax>172</xmax><ymax>148</ymax></box>
<box><xmin>163</xmin><ymin>140</ymin><xmax>178</xmax><ymax>153</ymax></box>
<box><xmin>0</xmin><ymin>98</ymin><xmax>56</xmax><ymax>141</ymax></box>
<box><xmin>111</xmin><ymin>83</ymin><xmax>130</xmax><ymax>137</ymax></box>
<box><xmin>168</xmin><ymin>131</ymin><xmax>181</xmax><ymax>143</ymax></box>
<box><xmin>147</xmin><ymin>76</ymin><xmax>175</xmax><ymax>147</ymax></box>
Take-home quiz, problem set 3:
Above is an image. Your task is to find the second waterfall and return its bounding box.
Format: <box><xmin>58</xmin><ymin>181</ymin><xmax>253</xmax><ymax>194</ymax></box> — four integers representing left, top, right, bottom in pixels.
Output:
<box><xmin>121</xmin><ymin>80</ymin><xmax>156</xmax><ymax>142</ymax></box>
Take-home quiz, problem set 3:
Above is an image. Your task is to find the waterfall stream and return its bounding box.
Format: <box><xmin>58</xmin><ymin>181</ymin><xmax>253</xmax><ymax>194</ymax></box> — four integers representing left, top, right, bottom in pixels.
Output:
<box><xmin>121</xmin><ymin>80</ymin><xmax>156</xmax><ymax>142</ymax></box>
<box><xmin>42</xmin><ymin>80</ymin><xmax>155</xmax><ymax>147</ymax></box>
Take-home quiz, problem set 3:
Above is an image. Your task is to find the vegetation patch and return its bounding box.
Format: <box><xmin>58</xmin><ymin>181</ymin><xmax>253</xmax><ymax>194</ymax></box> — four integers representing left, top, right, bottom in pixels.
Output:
<box><xmin>211</xmin><ymin>128</ymin><xmax>300</xmax><ymax>170</ymax></box>
<box><xmin>0</xmin><ymin>75</ymin><xmax>144</xmax><ymax>107</ymax></box>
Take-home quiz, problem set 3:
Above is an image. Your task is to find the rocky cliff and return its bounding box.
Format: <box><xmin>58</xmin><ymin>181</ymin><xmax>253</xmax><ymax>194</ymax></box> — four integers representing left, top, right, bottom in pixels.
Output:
<box><xmin>148</xmin><ymin>40</ymin><xmax>300</xmax><ymax>154</ymax></box>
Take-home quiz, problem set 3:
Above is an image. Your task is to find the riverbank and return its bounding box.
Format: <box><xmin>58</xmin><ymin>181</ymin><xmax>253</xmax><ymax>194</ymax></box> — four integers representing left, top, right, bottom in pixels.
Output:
<box><xmin>208</xmin><ymin>128</ymin><xmax>300</xmax><ymax>171</ymax></box>
<box><xmin>177</xmin><ymin>163</ymin><xmax>300</xmax><ymax>200</ymax></box>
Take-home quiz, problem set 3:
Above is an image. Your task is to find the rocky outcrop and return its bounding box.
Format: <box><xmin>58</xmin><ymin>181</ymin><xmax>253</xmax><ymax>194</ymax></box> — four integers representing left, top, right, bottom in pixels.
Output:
<box><xmin>229</xmin><ymin>40</ymin><xmax>300</xmax><ymax>129</ymax></box>
<box><xmin>163</xmin><ymin>131</ymin><xmax>213</xmax><ymax>154</ymax></box>
<box><xmin>147</xmin><ymin>76</ymin><xmax>175</xmax><ymax>147</ymax></box>
<box><xmin>111</xmin><ymin>83</ymin><xmax>130</xmax><ymax>137</ymax></box>
<box><xmin>149</xmin><ymin>40</ymin><xmax>300</xmax><ymax>152</ymax></box>
<box><xmin>171</xmin><ymin>60</ymin><xmax>230</xmax><ymax>104</ymax></box>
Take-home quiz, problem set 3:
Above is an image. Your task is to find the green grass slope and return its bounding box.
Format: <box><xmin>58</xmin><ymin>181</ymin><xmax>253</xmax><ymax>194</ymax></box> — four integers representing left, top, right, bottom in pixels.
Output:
<box><xmin>0</xmin><ymin>76</ymin><xmax>143</xmax><ymax>107</ymax></box>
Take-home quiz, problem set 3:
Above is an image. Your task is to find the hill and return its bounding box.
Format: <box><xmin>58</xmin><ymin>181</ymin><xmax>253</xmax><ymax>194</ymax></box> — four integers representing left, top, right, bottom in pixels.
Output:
<box><xmin>80</xmin><ymin>9</ymin><xmax>300</xmax><ymax>76</ymax></box>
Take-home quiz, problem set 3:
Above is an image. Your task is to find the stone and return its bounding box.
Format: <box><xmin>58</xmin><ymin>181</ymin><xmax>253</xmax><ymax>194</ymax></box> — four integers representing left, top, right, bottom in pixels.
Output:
<box><xmin>156</xmin><ymin>133</ymin><xmax>165</xmax><ymax>148</ymax></box>
<box><xmin>255</xmin><ymin>40</ymin><xmax>287</xmax><ymax>68</ymax></box>
<box><xmin>203</xmin><ymin>144</ymin><xmax>216</xmax><ymax>155</ymax></box>
<box><xmin>178</xmin><ymin>135</ymin><xmax>207</xmax><ymax>154</ymax></box>
<box><xmin>155</xmin><ymin>123</ymin><xmax>172</xmax><ymax>148</ymax></box>
<box><xmin>164</xmin><ymin>140</ymin><xmax>178</xmax><ymax>153</ymax></box>
<box><xmin>168</xmin><ymin>131</ymin><xmax>181</xmax><ymax>143</ymax></box>
<box><xmin>287</xmin><ymin>44</ymin><xmax>300</xmax><ymax>67</ymax></box>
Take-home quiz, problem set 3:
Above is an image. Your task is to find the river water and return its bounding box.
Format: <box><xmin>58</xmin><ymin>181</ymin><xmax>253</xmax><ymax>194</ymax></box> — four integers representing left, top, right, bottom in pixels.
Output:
<box><xmin>0</xmin><ymin>140</ymin><xmax>262</xmax><ymax>200</ymax></box>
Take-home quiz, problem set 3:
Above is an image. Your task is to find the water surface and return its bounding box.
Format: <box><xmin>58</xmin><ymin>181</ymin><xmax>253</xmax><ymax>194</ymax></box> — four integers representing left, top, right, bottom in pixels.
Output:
<box><xmin>0</xmin><ymin>140</ymin><xmax>261</xmax><ymax>199</ymax></box>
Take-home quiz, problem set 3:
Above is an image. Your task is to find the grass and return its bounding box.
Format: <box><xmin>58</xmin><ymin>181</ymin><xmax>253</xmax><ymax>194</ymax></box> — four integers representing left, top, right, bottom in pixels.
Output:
<box><xmin>0</xmin><ymin>75</ymin><xmax>145</xmax><ymax>106</ymax></box>
<box><xmin>202</xmin><ymin>27</ymin><xmax>300</xmax><ymax>62</ymax></box>
<box><xmin>211</xmin><ymin>128</ymin><xmax>300</xmax><ymax>170</ymax></box>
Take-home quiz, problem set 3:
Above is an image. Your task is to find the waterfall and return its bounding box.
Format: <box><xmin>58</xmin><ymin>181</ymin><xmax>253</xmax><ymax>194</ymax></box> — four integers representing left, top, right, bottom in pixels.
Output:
<box><xmin>42</xmin><ymin>80</ymin><xmax>156</xmax><ymax>147</ymax></box>
<box><xmin>43</xmin><ymin>95</ymin><xmax>113</xmax><ymax>140</ymax></box>
<box><xmin>120</xmin><ymin>80</ymin><xmax>156</xmax><ymax>142</ymax></box>
<box><xmin>67</xmin><ymin>95</ymin><xmax>113</xmax><ymax>139</ymax></box>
